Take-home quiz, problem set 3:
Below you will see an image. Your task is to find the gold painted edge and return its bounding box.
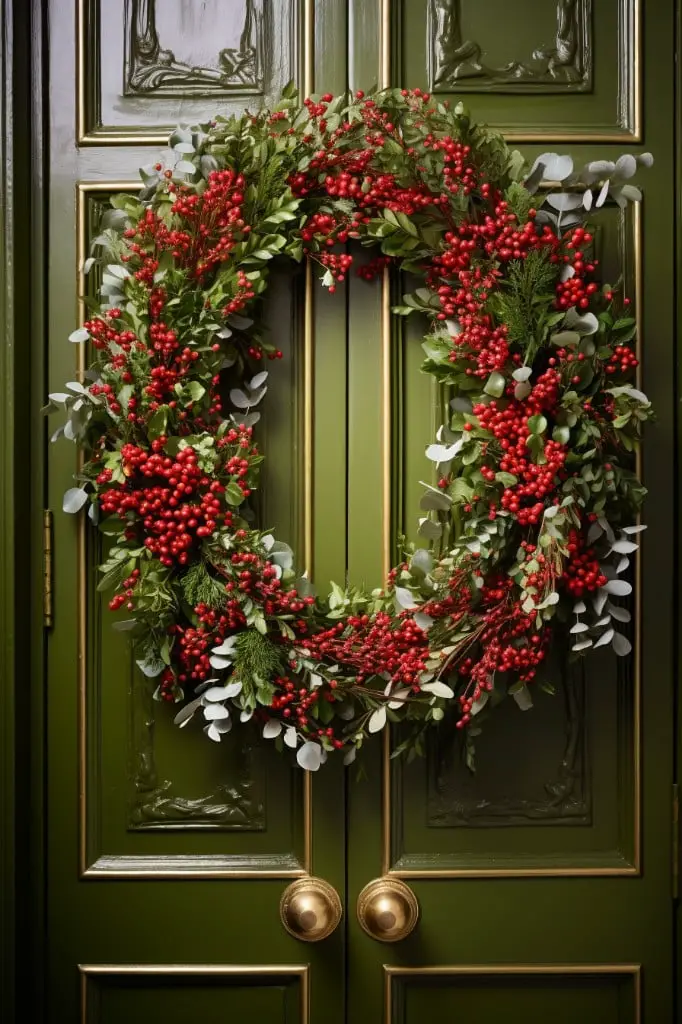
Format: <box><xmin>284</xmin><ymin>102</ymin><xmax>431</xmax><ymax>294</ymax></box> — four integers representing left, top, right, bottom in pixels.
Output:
<box><xmin>381</xmin><ymin>267</ymin><xmax>392</xmax><ymax>578</ymax></box>
<box><xmin>381</xmin><ymin>203</ymin><xmax>643</xmax><ymax>880</ymax></box>
<box><xmin>303</xmin><ymin>263</ymin><xmax>314</xmax><ymax>578</ymax></box>
<box><xmin>79</xmin><ymin>964</ymin><xmax>310</xmax><ymax>1024</ymax></box>
<box><xmin>76</xmin><ymin>180</ymin><xmax>313</xmax><ymax>879</ymax></box>
<box><xmin>82</xmin><ymin>866</ymin><xmax>308</xmax><ymax>881</ymax></box>
<box><xmin>384</xmin><ymin>963</ymin><xmax>642</xmax><ymax>1024</ymax></box>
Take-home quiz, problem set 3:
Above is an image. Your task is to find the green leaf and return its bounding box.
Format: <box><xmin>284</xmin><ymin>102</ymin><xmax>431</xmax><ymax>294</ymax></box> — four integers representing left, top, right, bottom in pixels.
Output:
<box><xmin>147</xmin><ymin>405</ymin><xmax>169</xmax><ymax>440</ymax></box>
<box><xmin>225</xmin><ymin>481</ymin><xmax>246</xmax><ymax>506</ymax></box>
<box><xmin>495</xmin><ymin>472</ymin><xmax>518</xmax><ymax>487</ymax></box>
<box><xmin>552</xmin><ymin>425</ymin><xmax>570</xmax><ymax>444</ymax></box>
<box><xmin>184</xmin><ymin>381</ymin><xmax>206</xmax><ymax>403</ymax></box>
<box><xmin>483</xmin><ymin>371</ymin><xmax>506</xmax><ymax>398</ymax></box>
<box><xmin>527</xmin><ymin>414</ymin><xmax>547</xmax><ymax>435</ymax></box>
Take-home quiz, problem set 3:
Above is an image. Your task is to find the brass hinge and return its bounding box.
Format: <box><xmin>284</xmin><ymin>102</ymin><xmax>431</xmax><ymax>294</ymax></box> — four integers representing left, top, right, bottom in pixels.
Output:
<box><xmin>43</xmin><ymin>509</ymin><xmax>53</xmax><ymax>629</ymax></box>
<box><xmin>673</xmin><ymin>783</ymin><xmax>679</xmax><ymax>901</ymax></box>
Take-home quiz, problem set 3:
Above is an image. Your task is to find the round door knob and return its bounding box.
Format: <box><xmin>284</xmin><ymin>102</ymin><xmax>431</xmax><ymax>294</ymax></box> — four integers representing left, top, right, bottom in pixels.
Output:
<box><xmin>280</xmin><ymin>876</ymin><xmax>342</xmax><ymax>942</ymax></box>
<box><xmin>356</xmin><ymin>877</ymin><xmax>419</xmax><ymax>942</ymax></box>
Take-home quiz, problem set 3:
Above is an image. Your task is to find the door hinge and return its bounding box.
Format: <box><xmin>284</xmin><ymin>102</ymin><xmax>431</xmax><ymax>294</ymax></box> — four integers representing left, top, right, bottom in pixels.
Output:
<box><xmin>43</xmin><ymin>509</ymin><xmax>53</xmax><ymax>629</ymax></box>
<box><xmin>673</xmin><ymin>783</ymin><xmax>679</xmax><ymax>901</ymax></box>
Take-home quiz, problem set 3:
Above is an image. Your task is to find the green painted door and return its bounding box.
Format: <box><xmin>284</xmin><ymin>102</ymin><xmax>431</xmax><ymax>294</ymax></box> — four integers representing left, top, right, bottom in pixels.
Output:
<box><xmin>345</xmin><ymin>3</ymin><xmax>677</xmax><ymax>1023</ymax></box>
<box><xmin>43</xmin><ymin>1</ymin><xmax>348</xmax><ymax>1022</ymax></box>
<box><xmin>37</xmin><ymin>2</ymin><xmax>676</xmax><ymax>1023</ymax></box>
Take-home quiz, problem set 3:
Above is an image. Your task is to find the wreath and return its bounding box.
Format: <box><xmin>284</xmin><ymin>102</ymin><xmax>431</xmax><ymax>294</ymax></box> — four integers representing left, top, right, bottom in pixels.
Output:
<box><xmin>47</xmin><ymin>85</ymin><xmax>653</xmax><ymax>771</ymax></box>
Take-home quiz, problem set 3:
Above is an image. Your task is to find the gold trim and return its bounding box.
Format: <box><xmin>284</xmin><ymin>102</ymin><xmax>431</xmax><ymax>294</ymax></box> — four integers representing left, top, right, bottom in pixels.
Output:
<box><xmin>43</xmin><ymin>509</ymin><xmax>54</xmax><ymax>629</ymax></box>
<box><xmin>76</xmin><ymin>181</ymin><xmax>313</xmax><ymax>878</ymax></box>
<box><xmin>384</xmin><ymin>964</ymin><xmax>641</xmax><ymax>1023</ymax></box>
<box><xmin>381</xmin><ymin>267</ymin><xmax>392</xmax><ymax>579</ymax></box>
<box><xmin>379</xmin><ymin>0</ymin><xmax>391</xmax><ymax>91</ymax></box>
<box><xmin>303</xmin><ymin>263</ymin><xmax>314</xmax><ymax>577</ymax></box>
<box><xmin>379</xmin><ymin>1</ymin><xmax>392</xmax><ymax>580</ymax></box>
<box><xmin>303</xmin><ymin>0</ymin><xmax>314</xmax><ymax>97</ymax></box>
<box><xmin>79</xmin><ymin>964</ymin><xmax>310</xmax><ymax>1024</ymax></box>
<box><xmin>77</xmin><ymin>0</ymin><xmax>317</xmax><ymax>146</ymax></box>
<box><xmin>381</xmin><ymin>202</ymin><xmax>644</xmax><ymax>879</ymax></box>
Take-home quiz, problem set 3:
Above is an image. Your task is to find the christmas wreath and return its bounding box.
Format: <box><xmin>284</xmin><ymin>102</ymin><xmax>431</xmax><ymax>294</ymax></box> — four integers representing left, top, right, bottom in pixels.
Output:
<box><xmin>47</xmin><ymin>85</ymin><xmax>653</xmax><ymax>771</ymax></box>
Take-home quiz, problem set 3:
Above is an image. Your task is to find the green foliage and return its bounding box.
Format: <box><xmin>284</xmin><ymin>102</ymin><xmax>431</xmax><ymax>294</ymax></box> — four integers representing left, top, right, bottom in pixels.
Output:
<box><xmin>490</xmin><ymin>248</ymin><xmax>557</xmax><ymax>349</ymax></box>
<box><xmin>180</xmin><ymin>561</ymin><xmax>226</xmax><ymax>609</ymax></box>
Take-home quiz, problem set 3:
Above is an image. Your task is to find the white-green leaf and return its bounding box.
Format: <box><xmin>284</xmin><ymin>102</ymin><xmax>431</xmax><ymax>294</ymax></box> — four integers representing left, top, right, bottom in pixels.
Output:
<box><xmin>368</xmin><ymin>707</ymin><xmax>387</xmax><ymax>733</ymax></box>
<box><xmin>297</xmin><ymin>741</ymin><xmax>323</xmax><ymax>771</ymax></box>
<box><xmin>612</xmin><ymin>632</ymin><xmax>632</xmax><ymax>656</ymax></box>
<box><xmin>484</xmin><ymin>371</ymin><xmax>506</xmax><ymax>397</ymax></box>
<box><xmin>63</xmin><ymin>487</ymin><xmax>88</xmax><ymax>513</ymax></box>
<box><xmin>510</xmin><ymin>682</ymin><xmax>533</xmax><ymax>710</ymax></box>
<box><xmin>421</xmin><ymin>681</ymin><xmax>454</xmax><ymax>699</ymax></box>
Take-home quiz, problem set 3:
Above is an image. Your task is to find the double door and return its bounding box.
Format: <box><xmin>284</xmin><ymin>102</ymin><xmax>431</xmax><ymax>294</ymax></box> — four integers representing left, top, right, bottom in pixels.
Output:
<box><xmin>32</xmin><ymin>1</ymin><xmax>678</xmax><ymax>1020</ymax></box>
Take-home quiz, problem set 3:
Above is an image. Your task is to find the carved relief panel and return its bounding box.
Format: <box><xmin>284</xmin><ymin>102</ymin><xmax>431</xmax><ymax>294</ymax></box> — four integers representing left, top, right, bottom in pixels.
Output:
<box><xmin>429</xmin><ymin>0</ymin><xmax>592</xmax><ymax>93</ymax></box>
<box><xmin>78</xmin><ymin>0</ymin><xmax>301</xmax><ymax>144</ymax></box>
<box><xmin>398</xmin><ymin>0</ymin><xmax>641</xmax><ymax>140</ymax></box>
<box><xmin>125</xmin><ymin>0</ymin><xmax>269</xmax><ymax>97</ymax></box>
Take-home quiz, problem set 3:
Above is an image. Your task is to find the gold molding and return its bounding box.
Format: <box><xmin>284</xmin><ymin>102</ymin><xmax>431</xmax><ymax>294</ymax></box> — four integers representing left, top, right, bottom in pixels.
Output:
<box><xmin>303</xmin><ymin>263</ymin><xmax>315</xmax><ymax>577</ymax></box>
<box><xmin>75</xmin><ymin>181</ymin><xmax>313</xmax><ymax>879</ymax></box>
<box><xmin>379</xmin><ymin>0</ymin><xmax>392</xmax><ymax>581</ymax></box>
<box><xmin>384</xmin><ymin>964</ymin><xmax>641</xmax><ymax>1023</ymax></box>
<box><xmin>381</xmin><ymin>267</ymin><xmax>393</xmax><ymax>578</ymax></box>
<box><xmin>381</xmin><ymin>201</ymin><xmax>643</xmax><ymax>879</ymax></box>
<box><xmin>79</xmin><ymin>964</ymin><xmax>310</xmax><ymax>1024</ymax></box>
<box><xmin>77</xmin><ymin>0</ymin><xmax>316</xmax><ymax>146</ymax></box>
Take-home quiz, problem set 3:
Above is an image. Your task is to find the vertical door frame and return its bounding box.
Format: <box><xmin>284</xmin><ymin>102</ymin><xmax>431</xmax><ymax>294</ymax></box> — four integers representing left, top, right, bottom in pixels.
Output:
<box><xmin>673</xmin><ymin>2</ymin><xmax>682</xmax><ymax>1018</ymax></box>
<box><xmin>1</xmin><ymin>1</ymin><xmax>45</xmax><ymax>1021</ymax></box>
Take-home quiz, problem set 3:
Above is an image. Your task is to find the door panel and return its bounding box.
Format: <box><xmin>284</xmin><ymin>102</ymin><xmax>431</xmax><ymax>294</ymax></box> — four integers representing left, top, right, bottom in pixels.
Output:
<box><xmin>384</xmin><ymin>966</ymin><xmax>640</xmax><ymax>1024</ymax></box>
<box><xmin>80</xmin><ymin>965</ymin><xmax>309</xmax><ymax>1024</ymax></box>
<box><xmin>407</xmin><ymin>0</ymin><xmax>641</xmax><ymax>141</ymax></box>
<box><xmin>36</xmin><ymin>1</ymin><xmax>676</xmax><ymax>1022</ymax></box>
<box><xmin>78</xmin><ymin>0</ymin><xmax>303</xmax><ymax>145</ymax></box>
<box><xmin>347</xmin><ymin>2</ymin><xmax>674</xmax><ymax>1022</ymax></box>
<box><xmin>44</xmin><ymin>1</ymin><xmax>346</xmax><ymax>1021</ymax></box>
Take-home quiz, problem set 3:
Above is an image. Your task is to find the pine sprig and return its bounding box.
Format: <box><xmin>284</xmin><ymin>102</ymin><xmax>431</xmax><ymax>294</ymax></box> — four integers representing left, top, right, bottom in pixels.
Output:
<box><xmin>180</xmin><ymin>561</ymin><xmax>226</xmax><ymax>609</ymax></box>
<box><xmin>233</xmin><ymin>630</ymin><xmax>284</xmax><ymax>688</ymax></box>
<box><xmin>491</xmin><ymin>248</ymin><xmax>557</xmax><ymax>347</ymax></box>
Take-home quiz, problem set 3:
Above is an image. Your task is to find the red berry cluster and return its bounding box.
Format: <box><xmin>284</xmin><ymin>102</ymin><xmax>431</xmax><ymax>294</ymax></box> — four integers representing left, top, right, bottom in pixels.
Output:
<box><xmin>560</xmin><ymin>529</ymin><xmax>608</xmax><ymax>597</ymax></box>
<box><xmin>305</xmin><ymin>612</ymin><xmax>431</xmax><ymax>692</ymax></box>
<box><xmin>472</xmin><ymin>395</ymin><xmax>567</xmax><ymax>526</ymax></box>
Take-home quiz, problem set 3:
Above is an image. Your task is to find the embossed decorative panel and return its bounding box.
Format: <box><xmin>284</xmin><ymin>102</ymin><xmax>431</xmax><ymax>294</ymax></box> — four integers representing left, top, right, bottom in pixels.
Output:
<box><xmin>429</xmin><ymin>0</ymin><xmax>592</xmax><ymax>93</ymax></box>
<box><xmin>399</xmin><ymin>0</ymin><xmax>641</xmax><ymax>140</ymax></box>
<box><xmin>384</xmin><ymin>966</ymin><xmax>641</xmax><ymax>1024</ymax></box>
<box><xmin>78</xmin><ymin>0</ymin><xmax>303</xmax><ymax>144</ymax></box>
<box><xmin>389</xmin><ymin>201</ymin><xmax>641</xmax><ymax>876</ymax></box>
<box><xmin>78</xmin><ymin>186</ymin><xmax>310</xmax><ymax>877</ymax></box>
<box><xmin>124</xmin><ymin>0</ymin><xmax>269</xmax><ymax>97</ymax></box>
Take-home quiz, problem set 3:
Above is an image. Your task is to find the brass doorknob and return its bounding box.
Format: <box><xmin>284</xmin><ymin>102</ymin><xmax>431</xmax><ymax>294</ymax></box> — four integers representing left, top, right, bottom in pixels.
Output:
<box><xmin>356</xmin><ymin>877</ymin><xmax>419</xmax><ymax>942</ymax></box>
<box><xmin>280</xmin><ymin>876</ymin><xmax>342</xmax><ymax>942</ymax></box>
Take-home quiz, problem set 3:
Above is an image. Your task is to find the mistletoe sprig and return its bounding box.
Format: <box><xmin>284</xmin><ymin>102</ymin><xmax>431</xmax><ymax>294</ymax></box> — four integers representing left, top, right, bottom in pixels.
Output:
<box><xmin>47</xmin><ymin>84</ymin><xmax>652</xmax><ymax>770</ymax></box>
